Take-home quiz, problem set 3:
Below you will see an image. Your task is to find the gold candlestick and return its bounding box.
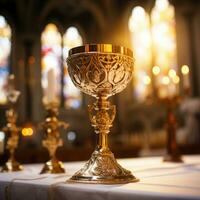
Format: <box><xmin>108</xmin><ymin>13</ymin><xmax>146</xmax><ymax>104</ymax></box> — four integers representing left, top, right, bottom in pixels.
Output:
<box><xmin>66</xmin><ymin>44</ymin><xmax>139</xmax><ymax>184</ymax></box>
<box><xmin>40</xmin><ymin>102</ymin><xmax>68</xmax><ymax>174</ymax></box>
<box><xmin>163</xmin><ymin>96</ymin><xmax>183</xmax><ymax>162</ymax></box>
<box><xmin>1</xmin><ymin>75</ymin><xmax>22</xmax><ymax>172</ymax></box>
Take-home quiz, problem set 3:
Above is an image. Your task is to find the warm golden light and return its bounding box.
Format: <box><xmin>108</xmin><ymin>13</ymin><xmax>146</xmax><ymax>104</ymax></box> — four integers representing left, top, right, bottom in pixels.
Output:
<box><xmin>41</xmin><ymin>23</ymin><xmax>62</xmax><ymax>104</ymax></box>
<box><xmin>152</xmin><ymin>66</ymin><xmax>160</xmax><ymax>75</ymax></box>
<box><xmin>143</xmin><ymin>75</ymin><xmax>151</xmax><ymax>85</ymax></box>
<box><xmin>151</xmin><ymin>0</ymin><xmax>177</xmax><ymax>73</ymax></box>
<box><xmin>129</xmin><ymin>0</ymin><xmax>178</xmax><ymax>101</ymax></box>
<box><xmin>162</xmin><ymin>76</ymin><xmax>170</xmax><ymax>85</ymax></box>
<box><xmin>22</xmin><ymin>128</ymin><xmax>33</xmax><ymax>136</ymax></box>
<box><xmin>129</xmin><ymin>6</ymin><xmax>152</xmax><ymax>101</ymax></box>
<box><xmin>168</xmin><ymin>69</ymin><xmax>176</xmax><ymax>78</ymax></box>
<box><xmin>181</xmin><ymin>65</ymin><xmax>189</xmax><ymax>75</ymax></box>
<box><xmin>172</xmin><ymin>75</ymin><xmax>180</xmax><ymax>84</ymax></box>
<box><xmin>155</xmin><ymin>0</ymin><xmax>169</xmax><ymax>11</ymax></box>
<box><xmin>63</xmin><ymin>26</ymin><xmax>83</xmax><ymax>109</ymax></box>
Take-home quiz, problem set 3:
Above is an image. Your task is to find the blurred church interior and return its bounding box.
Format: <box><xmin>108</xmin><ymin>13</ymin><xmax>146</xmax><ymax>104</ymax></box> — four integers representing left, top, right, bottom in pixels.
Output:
<box><xmin>0</xmin><ymin>0</ymin><xmax>200</xmax><ymax>165</ymax></box>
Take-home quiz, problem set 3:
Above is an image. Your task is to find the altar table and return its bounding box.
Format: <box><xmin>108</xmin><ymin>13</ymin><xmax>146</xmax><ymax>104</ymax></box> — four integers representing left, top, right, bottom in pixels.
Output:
<box><xmin>0</xmin><ymin>155</ymin><xmax>200</xmax><ymax>200</ymax></box>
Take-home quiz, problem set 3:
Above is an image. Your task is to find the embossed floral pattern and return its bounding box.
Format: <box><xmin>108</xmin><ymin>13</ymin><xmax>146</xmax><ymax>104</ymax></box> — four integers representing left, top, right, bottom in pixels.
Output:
<box><xmin>67</xmin><ymin>53</ymin><xmax>134</xmax><ymax>97</ymax></box>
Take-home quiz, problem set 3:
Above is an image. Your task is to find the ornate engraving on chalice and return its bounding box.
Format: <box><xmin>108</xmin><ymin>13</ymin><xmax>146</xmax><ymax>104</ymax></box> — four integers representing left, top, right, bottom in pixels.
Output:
<box><xmin>1</xmin><ymin>75</ymin><xmax>23</xmax><ymax>172</ymax></box>
<box><xmin>40</xmin><ymin>102</ymin><xmax>68</xmax><ymax>174</ymax></box>
<box><xmin>66</xmin><ymin>44</ymin><xmax>139</xmax><ymax>184</ymax></box>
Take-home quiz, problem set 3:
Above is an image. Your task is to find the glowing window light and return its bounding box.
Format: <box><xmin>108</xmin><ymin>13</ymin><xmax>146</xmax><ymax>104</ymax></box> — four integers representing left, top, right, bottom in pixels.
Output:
<box><xmin>63</xmin><ymin>27</ymin><xmax>82</xmax><ymax>109</ymax></box>
<box><xmin>0</xmin><ymin>15</ymin><xmax>11</xmax><ymax>105</ymax></box>
<box><xmin>181</xmin><ymin>65</ymin><xmax>189</xmax><ymax>75</ymax></box>
<box><xmin>41</xmin><ymin>24</ymin><xmax>62</xmax><ymax>104</ymax></box>
<box><xmin>0</xmin><ymin>131</ymin><xmax>5</xmax><ymax>141</ymax></box>
<box><xmin>129</xmin><ymin>7</ymin><xmax>152</xmax><ymax>101</ymax></box>
<box><xmin>151</xmin><ymin>0</ymin><xmax>177</xmax><ymax>73</ymax></box>
<box><xmin>22</xmin><ymin>127</ymin><xmax>33</xmax><ymax>137</ymax></box>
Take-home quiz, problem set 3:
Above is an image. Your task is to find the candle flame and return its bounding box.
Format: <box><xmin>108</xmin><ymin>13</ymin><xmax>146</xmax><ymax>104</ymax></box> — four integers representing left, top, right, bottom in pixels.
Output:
<box><xmin>152</xmin><ymin>66</ymin><xmax>160</xmax><ymax>75</ymax></box>
<box><xmin>181</xmin><ymin>65</ymin><xmax>189</xmax><ymax>75</ymax></box>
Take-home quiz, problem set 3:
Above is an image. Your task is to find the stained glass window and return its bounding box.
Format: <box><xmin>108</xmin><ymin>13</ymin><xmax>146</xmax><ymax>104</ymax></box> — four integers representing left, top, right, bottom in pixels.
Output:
<box><xmin>129</xmin><ymin>0</ymin><xmax>177</xmax><ymax>101</ymax></box>
<box><xmin>0</xmin><ymin>15</ymin><xmax>11</xmax><ymax>104</ymax></box>
<box><xmin>151</xmin><ymin>0</ymin><xmax>178</xmax><ymax>98</ymax></box>
<box><xmin>151</xmin><ymin>0</ymin><xmax>177</xmax><ymax>72</ymax></box>
<box><xmin>41</xmin><ymin>24</ymin><xmax>62</xmax><ymax>104</ymax></box>
<box><xmin>128</xmin><ymin>7</ymin><xmax>152</xmax><ymax>101</ymax></box>
<box><xmin>63</xmin><ymin>27</ymin><xmax>82</xmax><ymax>109</ymax></box>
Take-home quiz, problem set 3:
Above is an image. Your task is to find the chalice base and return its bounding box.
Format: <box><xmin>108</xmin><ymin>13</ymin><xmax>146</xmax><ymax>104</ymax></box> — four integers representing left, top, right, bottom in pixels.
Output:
<box><xmin>1</xmin><ymin>160</ymin><xmax>23</xmax><ymax>172</ymax></box>
<box><xmin>68</xmin><ymin>148</ymin><xmax>139</xmax><ymax>184</ymax></box>
<box><xmin>40</xmin><ymin>159</ymin><xmax>65</xmax><ymax>174</ymax></box>
<box><xmin>163</xmin><ymin>154</ymin><xmax>183</xmax><ymax>163</ymax></box>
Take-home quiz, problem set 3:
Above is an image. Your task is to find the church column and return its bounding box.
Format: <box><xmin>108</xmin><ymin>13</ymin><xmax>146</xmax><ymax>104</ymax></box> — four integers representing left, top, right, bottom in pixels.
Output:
<box><xmin>192</xmin><ymin>8</ymin><xmax>200</xmax><ymax>96</ymax></box>
<box><xmin>16</xmin><ymin>33</ymin><xmax>43</xmax><ymax>124</ymax></box>
<box><xmin>174</xmin><ymin>2</ymin><xmax>200</xmax><ymax>97</ymax></box>
<box><xmin>30</xmin><ymin>34</ymin><xmax>43</xmax><ymax>122</ymax></box>
<box><xmin>12</xmin><ymin>33</ymin><xmax>26</xmax><ymax>123</ymax></box>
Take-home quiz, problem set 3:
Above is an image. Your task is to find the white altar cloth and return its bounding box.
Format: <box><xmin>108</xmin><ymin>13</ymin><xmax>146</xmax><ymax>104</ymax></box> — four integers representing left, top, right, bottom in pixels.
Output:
<box><xmin>0</xmin><ymin>155</ymin><xmax>200</xmax><ymax>200</ymax></box>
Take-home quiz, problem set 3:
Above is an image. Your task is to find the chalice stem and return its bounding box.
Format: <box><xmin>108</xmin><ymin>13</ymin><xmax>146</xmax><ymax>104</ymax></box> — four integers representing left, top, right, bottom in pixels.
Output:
<box><xmin>92</xmin><ymin>96</ymin><xmax>114</xmax><ymax>150</ymax></box>
<box><xmin>97</xmin><ymin>133</ymin><xmax>108</xmax><ymax>149</ymax></box>
<box><xmin>10</xmin><ymin>149</ymin><xmax>15</xmax><ymax>162</ymax></box>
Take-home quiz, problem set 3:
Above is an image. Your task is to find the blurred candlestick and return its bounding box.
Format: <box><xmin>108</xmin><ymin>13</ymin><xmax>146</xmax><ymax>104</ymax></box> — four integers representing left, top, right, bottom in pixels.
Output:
<box><xmin>181</xmin><ymin>65</ymin><xmax>190</xmax><ymax>91</ymax></box>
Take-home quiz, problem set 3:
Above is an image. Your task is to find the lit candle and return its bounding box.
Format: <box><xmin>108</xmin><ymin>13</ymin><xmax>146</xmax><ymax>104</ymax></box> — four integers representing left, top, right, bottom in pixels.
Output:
<box><xmin>47</xmin><ymin>68</ymin><xmax>57</xmax><ymax>103</ymax></box>
<box><xmin>172</xmin><ymin>75</ymin><xmax>180</xmax><ymax>96</ymax></box>
<box><xmin>159</xmin><ymin>75</ymin><xmax>170</xmax><ymax>99</ymax></box>
<box><xmin>181</xmin><ymin>65</ymin><xmax>190</xmax><ymax>89</ymax></box>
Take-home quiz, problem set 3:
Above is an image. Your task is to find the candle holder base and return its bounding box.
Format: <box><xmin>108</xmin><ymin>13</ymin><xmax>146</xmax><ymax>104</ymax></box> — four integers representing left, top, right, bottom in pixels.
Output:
<box><xmin>1</xmin><ymin>159</ymin><xmax>23</xmax><ymax>172</ymax></box>
<box><xmin>40</xmin><ymin>159</ymin><xmax>65</xmax><ymax>174</ymax></box>
<box><xmin>68</xmin><ymin>148</ymin><xmax>139</xmax><ymax>184</ymax></box>
<box><xmin>163</xmin><ymin>154</ymin><xmax>183</xmax><ymax>163</ymax></box>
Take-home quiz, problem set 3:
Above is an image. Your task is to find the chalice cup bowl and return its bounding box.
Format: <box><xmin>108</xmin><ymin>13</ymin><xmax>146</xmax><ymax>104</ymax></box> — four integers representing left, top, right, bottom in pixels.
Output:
<box><xmin>67</xmin><ymin>44</ymin><xmax>139</xmax><ymax>184</ymax></box>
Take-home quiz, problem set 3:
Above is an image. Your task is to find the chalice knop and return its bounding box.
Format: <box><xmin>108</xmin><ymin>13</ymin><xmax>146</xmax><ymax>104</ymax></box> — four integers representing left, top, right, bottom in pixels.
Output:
<box><xmin>66</xmin><ymin>44</ymin><xmax>139</xmax><ymax>184</ymax></box>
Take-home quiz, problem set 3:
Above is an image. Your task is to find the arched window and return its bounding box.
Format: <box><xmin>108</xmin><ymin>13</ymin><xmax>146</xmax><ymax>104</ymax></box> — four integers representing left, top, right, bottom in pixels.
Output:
<box><xmin>129</xmin><ymin>7</ymin><xmax>152</xmax><ymax>101</ymax></box>
<box><xmin>41</xmin><ymin>25</ymin><xmax>83</xmax><ymax>108</ymax></box>
<box><xmin>63</xmin><ymin>27</ymin><xmax>83</xmax><ymax>109</ymax></box>
<box><xmin>41</xmin><ymin>23</ymin><xmax>62</xmax><ymax>104</ymax></box>
<box><xmin>151</xmin><ymin>0</ymin><xmax>178</xmax><ymax>98</ymax></box>
<box><xmin>151</xmin><ymin>0</ymin><xmax>177</xmax><ymax>72</ymax></box>
<box><xmin>129</xmin><ymin>0</ymin><xmax>178</xmax><ymax>100</ymax></box>
<box><xmin>0</xmin><ymin>15</ymin><xmax>11</xmax><ymax>104</ymax></box>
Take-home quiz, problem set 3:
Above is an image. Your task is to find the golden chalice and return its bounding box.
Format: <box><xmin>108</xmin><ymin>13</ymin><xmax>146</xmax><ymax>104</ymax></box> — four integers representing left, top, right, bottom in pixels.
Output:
<box><xmin>66</xmin><ymin>44</ymin><xmax>139</xmax><ymax>184</ymax></box>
